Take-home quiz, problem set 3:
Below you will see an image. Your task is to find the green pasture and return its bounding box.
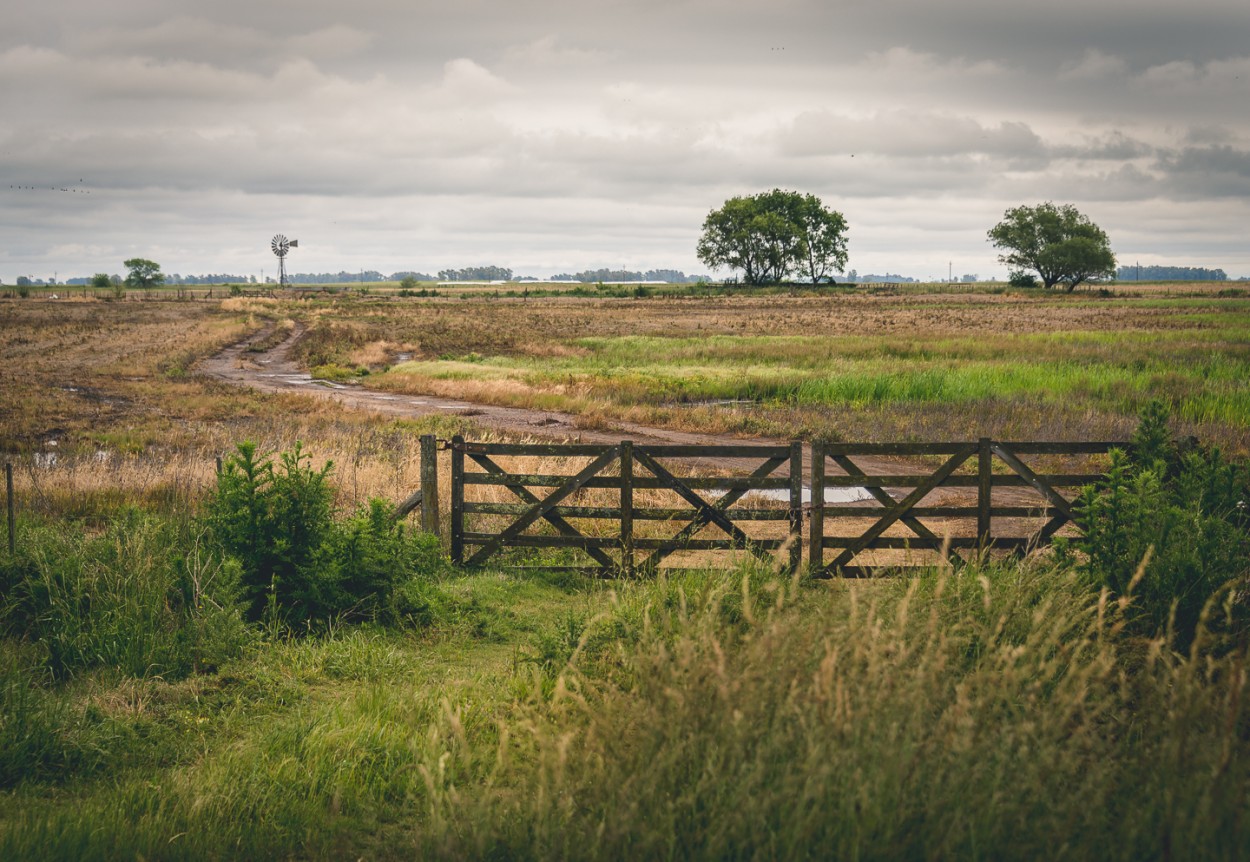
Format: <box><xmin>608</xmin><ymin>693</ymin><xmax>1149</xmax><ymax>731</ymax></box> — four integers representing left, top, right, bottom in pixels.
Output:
<box><xmin>386</xmin><ymin>300</ymin><xmax>1250</xmax><ymax>435</ymax></box>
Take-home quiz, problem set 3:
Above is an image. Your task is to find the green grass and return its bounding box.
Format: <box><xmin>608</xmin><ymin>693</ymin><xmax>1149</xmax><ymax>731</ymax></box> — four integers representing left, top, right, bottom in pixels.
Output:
<box><xmin>4</xmin><ymin>560</ymin><xmax>1249</xmax><ymax>859</ymax></box>
<box><xmin>387</xmin><ymin>317</ymin><xmax>1250</xmax><ymax>434</ymax></box>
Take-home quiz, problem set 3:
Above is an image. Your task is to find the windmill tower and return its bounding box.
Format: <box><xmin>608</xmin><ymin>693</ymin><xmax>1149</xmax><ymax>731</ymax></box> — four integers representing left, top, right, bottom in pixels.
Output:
<box><xmin>271</xmin><ymin>234</ymin><xmax>298</xmax><ymax>285</ymax></box>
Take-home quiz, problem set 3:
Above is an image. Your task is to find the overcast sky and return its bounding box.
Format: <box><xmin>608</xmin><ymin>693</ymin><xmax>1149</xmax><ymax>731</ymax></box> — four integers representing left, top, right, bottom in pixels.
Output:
<box><xmin>3</xmin><ymin>0</ymin><xmax>1249</xmax><ymax>282</ymax></box>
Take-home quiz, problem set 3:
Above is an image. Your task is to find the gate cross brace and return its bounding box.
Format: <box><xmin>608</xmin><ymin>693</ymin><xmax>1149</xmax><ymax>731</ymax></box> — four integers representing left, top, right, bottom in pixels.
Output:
<box><xmin>464</xmin><ymin>446</ymin><xmax>622</xmax><ymax>568</ymax></box>
<box><xmin>830</xmin><ymin>454</ymin><xmax>966</xmax><ymax>569</ymax></box>
<box><xmin>633</xmin><ymin>449</ymin><xmax>778</xmax><ymax>569</ymax></box>
<box><xmin>826</xmin><ymin>444</ymin><xmax>977</xmax><ymax>571</ymax></box>
<box><xmin>466</xmin><ymin>452</ymin><xmax>618</xmax><ymax>569</ymax></box>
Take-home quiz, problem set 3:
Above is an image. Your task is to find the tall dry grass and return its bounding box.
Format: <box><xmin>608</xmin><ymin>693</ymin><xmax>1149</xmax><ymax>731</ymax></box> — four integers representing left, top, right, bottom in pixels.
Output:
<box><xmin>419</xmin><ymin>562</ymin><xmax>1250</xmax><ymax>860</ymax></box>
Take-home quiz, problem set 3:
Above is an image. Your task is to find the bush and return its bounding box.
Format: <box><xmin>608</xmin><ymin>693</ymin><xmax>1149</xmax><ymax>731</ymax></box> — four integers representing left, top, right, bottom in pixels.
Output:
<box><xmin>1065</xmin><ymin>401</ymin><xmax>1250</xmax><ymax>645</ymax></box>
<box><xmin>205</xmin><ymin>442</ymin><xmax>443</xmax><ymax>628</ymax></box>
<box><xmin>205</xmin><ymin>443</ymin><xmax>336</xmax><ymax>623</ymax></box>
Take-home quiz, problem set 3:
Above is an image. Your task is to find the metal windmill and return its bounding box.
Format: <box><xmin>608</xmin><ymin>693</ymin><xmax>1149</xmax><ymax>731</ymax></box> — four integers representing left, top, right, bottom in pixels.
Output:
<box><xmin>271</xmin><ymin>234</ymin><xmax>298</xmax><ymax>285</ymax></box>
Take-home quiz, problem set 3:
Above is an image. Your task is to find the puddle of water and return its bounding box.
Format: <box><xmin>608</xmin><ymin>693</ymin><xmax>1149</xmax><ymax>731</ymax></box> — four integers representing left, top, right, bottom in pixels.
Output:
<box><xmin>704</xmin><ymin>486</ymin><xmax>874</xmax><ymax>504</ymax></box>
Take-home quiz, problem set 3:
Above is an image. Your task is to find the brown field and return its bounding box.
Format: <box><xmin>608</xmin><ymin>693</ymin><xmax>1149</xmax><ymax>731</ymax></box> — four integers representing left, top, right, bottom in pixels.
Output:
<box><xmin>3</xmin><ymin>288</ymin><xmax>1244</xmax><ymax>558</ymax></box>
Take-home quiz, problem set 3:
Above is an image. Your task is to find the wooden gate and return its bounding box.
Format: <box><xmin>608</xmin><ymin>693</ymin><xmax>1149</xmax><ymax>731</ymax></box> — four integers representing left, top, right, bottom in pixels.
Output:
<box><xmin>808</xmin><ymin>438</ymin><xmax>1117</xmax><ymax>577</ymax></box>
<box><xmin>450</xmin><ymin>436</ymin><xmax>802</xmax><ymax>574</ymax></box>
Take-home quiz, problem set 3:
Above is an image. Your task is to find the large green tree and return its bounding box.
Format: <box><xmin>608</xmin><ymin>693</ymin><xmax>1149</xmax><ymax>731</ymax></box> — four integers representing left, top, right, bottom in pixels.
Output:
<box><xmin>697</xmin><ymin>190</ymin><xmax>849</xmax><ymax>285</ymax></box>
<box><xmin>123</xmin><ymin>258</ymin><xmax>165</xmax><ymax>289</ymax></box>
<box><xmin>987</xmin><ymin>202</ymin><xmax>1116</xmax><ymax>292</ymax></box>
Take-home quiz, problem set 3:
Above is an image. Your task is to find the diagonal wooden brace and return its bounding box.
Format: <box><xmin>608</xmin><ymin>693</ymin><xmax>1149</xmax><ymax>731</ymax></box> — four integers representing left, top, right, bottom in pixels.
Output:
<box><xmin>826</xmin><ymin>444</ymin><xmax>976</xmax><ymax>571</ymax></box>
<box><xmin>990</xmin><ymin>442</ymin><xmax>1074</xmax><ymax>521</ymax></box>
<box><xmin>468</xmin><ymin>453</ymin><xmax>618</xmax><ymax>569</ymax></box>
<box><xmin>634</xmin><ymin>449</ymin><xmax>778</xmax><ymax>568</ymax></box>
<box><xmin>831</xmin><ymin>454</ymin><xmax>965</xmax><ymax>568</ymax></box>
<box><xmin>464</xmin><ymin>447</ymin><xmax>621</xmax><ymax>568</ymax></box>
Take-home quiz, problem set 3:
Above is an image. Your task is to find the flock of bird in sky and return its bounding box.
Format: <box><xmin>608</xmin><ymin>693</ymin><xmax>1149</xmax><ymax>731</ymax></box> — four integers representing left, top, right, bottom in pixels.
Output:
<box><xmin>8</xmin><ymin>181</ymin><xmax>91</xmax><ymax>193</ymax></box>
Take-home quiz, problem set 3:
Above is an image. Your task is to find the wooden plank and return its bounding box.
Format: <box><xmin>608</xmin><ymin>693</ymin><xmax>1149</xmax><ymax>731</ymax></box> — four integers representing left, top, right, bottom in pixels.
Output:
<box><xmin>459</xmin><ymin>442</ymin><xmax>616</xmax><ymax>457</ymax></box>
<box><xmin>789</xmin><ymin>441</ymin><xmax>803</xmax><ymax>574</ymax></box>
<box><xmin>461</xmin><ymin>534</ymin><xmax>788</xmax><ymax>552</ymax></box>
<box><xmin>820</xmin><ymin>474</ymin><xmax>1103</xmax><ymax>488</ymax></box>
<box><xmin>463</xmin><ymin>446</ymin><xmax>621</xmax><ymax>567</ymax></box>
<box><xmin>621</xmin><ymin>440</ymin><xmax>634</xmax><ymax>575</ymax></box>
<box><xmin>821</xmin><ymin>442</ymin><xmax>977</xmax><ymax>456</ymax></box>
<box><xmin>634</xmin><ymin>450</ymin><xmax>779</xmax><ymax>568</ymax></box>
<box><xmin>462</xmin><ymin>532</ymin><xmax>621</xmax><ymax>550</ymax></box>
<box><xmin>638</xmin><ymin>444</ymin><xmax>791</xmax><ymax>458</ymax></box>
<box><xmin>634</xmin><ymin>537</ymin><xmax>788</xmax><ymax>551</ymax></box>
<box><xmin>977</xmin><ymin>437</ymin><xmax>992</xmax><ymax>553</ymax></box>
<box><xmin>467</xmin><ymin>452</ymin><xmax>618</xmax><ymax>568</ymax></box>
<box><xmin>822</xmin><ymin>441</ymin><xmax>1123</xmax><ymax>456</ymax></box>
<box><xmin>820</xmin><ymin>506</ymin><xmax>1058</xmax><ymax>518</ymax></box>
<box><xmin>450</xmin><ymin>435</ymin><xmax>465</xmax><ymax>564</ymax></box>
<box><xmin>419</xmin><ymin>434</ymin><xmax>440</xmax><ymax>535</ymax></box>
<box><xmin>464</xmin><ymin>502</ymin><xmax>792</xmax><ymax>520</ymax></box>
<box><xmin>461</xmin><ymin>473</ymin><xmax>790</xmax><ymax>491</ymax></box>
<box><xmin>809</xmin><ymin>441</ymin><xmax>825</xmax><ymax>574</ymax></box>
<box><xmin>821</xmin><ymin>537</ymin><xmax>1033</xmax><ymax>550</ymax></box>
<box><xmin>393</xmin><ymin>488</ymin><xmax>424</xmax><ymax>522</ymax></box>
<box><xmin>1001</xmin><ymin>441</ymin><xmax>1123</xmax><ymax>454</ymax></box>
<box><xmin>825</xmin><ymin>445</ymin><xmax>976</xmax><ymax>570</ymax></box>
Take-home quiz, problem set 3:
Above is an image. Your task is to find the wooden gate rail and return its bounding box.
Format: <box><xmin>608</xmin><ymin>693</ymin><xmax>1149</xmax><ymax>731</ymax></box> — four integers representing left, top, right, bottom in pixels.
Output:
<box><xmin>808</xmin><ymin>438</ymin><xmax>1120</xmax><ymax>578</ymax></box>
<box><xmin>450</xmin><ymin>436</ymin><xmax>802</xmax><ymax>574</ymax></box>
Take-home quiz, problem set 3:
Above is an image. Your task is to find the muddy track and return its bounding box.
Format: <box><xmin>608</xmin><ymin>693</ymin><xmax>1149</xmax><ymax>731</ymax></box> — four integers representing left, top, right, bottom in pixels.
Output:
<box><xmin>197</xmin><ymin>323</ymin><xmax>1031</xmax><ymax>510</ymax></box>
<box><xmin>198</xmin><ymin>322</ymin><xmax>803</xmax><ymax>449</ymax></box>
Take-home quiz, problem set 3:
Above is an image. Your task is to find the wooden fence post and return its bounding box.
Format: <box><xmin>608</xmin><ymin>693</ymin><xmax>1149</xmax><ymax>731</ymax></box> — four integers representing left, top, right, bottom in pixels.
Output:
<box><xmin>977</xmin><ymin>437</ymin><xmax>993</xmax><ymax>558</ymax></box>
<box><xmin>450</xmin><ymin>435</ymin><xmax>464</xmax><ymax>564</ymax></box>
<box><xmin>621</xmin><ymin>440</ymin><xmax>634</xmax><ymax>576</ymax></box>
<box><xmin>6</xmin><ymin>463</ymin><xmax>14</xmax><ymax>556</ymax></box>
<box><xmin>809</xmin><ymin>442</ymin><xmax>825</xmax><ymax>574</ymax></box>
<box><xmin>789</xmin><ymin>441</ymin><xmax>803</xmax><ymax>574</ymax></box>
<box><xmin>420</xmin><ymin>434</ymin><xmax>440</xmax><ymax>537</ymax></box>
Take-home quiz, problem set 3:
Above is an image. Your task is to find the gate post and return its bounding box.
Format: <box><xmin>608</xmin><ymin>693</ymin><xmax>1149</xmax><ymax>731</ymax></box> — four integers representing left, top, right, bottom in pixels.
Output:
<box><xmin>450</xmin><ymin>435</ymin><xmax>464</xmax><ymax>564</ymax></box>
<box><xmin>419</xmin><ymin>434</ymin><xmax>440</xmax><ymax>537</ymax></box>
<box><xmin>620</xmin><ymin>440</ymin><xmax>634</xmax><ymax>576</ymax></box>
<box><xmin>808</xmin><ymin>442</ymin><xmax>824</xmax><ymax>574</ymax></box>
<box><xmin>977</xmin><ymin>436</ymin><xmax>993</xmax><ymax>559</ymax></box>
<box><xmin>789</xmin><ymin>441</ymin><xmax>803</xmax><ymax>574</ymax></box>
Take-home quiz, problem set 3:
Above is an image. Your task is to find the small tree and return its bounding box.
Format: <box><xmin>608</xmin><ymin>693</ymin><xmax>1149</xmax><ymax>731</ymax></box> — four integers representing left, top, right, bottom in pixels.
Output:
<box><xmin>697</xmin><ymin>190</ymin><xmax>849</xmax><ymax>285</ymax></box>
<box><xmin>987</xmin><ymin>202</ymin><xmax>1116</xmax><ymax>292</ymax></box>
<box><xmin>123</xmin><ymin>258</ymin><xmax>165</xmax><ymax>289</ymax></box>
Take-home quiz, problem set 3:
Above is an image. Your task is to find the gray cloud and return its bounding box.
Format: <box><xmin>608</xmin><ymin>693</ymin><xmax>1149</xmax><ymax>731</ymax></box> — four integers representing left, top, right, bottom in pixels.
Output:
<box><xmin>2</xmin><ymin>0</ymin><xmax>1249</xmax><ymax>281</ymax></box>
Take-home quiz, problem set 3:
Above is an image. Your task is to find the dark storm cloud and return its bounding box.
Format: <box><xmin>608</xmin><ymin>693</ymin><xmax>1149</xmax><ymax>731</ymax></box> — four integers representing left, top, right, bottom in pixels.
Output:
<box><xmin>2</xmin><ymin>0</ymin><xmax>1248</xmax><ymax>280</ymax></box>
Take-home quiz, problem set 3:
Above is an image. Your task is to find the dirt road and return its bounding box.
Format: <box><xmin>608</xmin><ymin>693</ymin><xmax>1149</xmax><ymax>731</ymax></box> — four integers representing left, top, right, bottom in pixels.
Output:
<box><xmin>199</xmin><ymin>323</ymin><xmax>841</xmax><ymax>456</ymax></box>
